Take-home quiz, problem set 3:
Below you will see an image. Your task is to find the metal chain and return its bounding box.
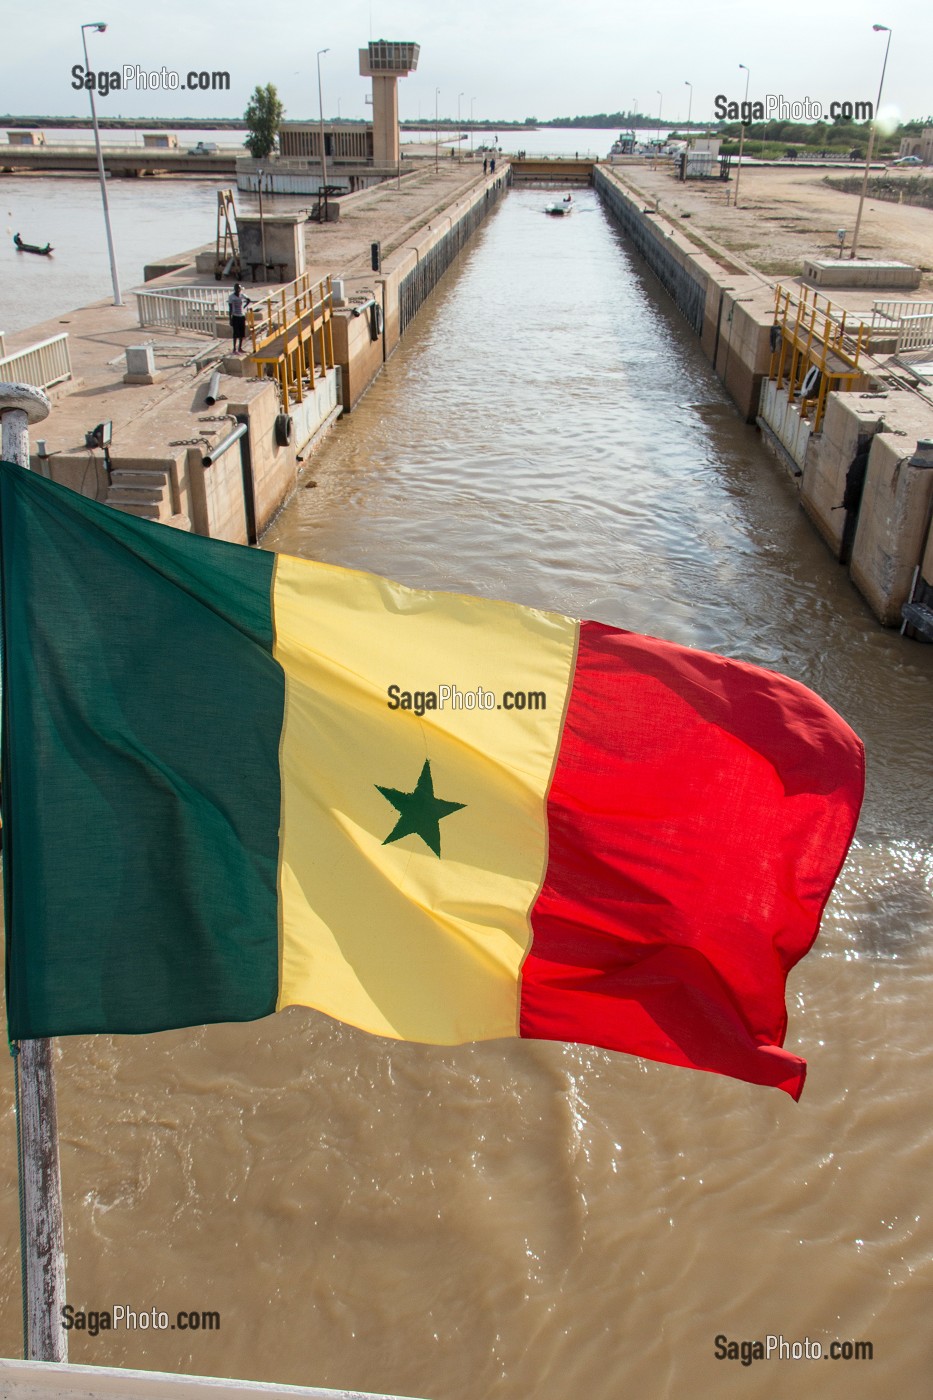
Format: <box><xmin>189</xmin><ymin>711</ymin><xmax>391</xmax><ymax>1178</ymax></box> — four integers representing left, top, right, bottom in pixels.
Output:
<box><xmin>169</xmin><ymin>413</ymin><xmax>238</xmax><ymax>445</ymax></box>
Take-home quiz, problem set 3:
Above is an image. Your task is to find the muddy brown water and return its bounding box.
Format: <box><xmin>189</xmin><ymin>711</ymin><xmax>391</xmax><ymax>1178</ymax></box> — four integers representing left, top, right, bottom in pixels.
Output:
<box><xmin>2</xmin><ymin>187</ymin><xmax>932</xmax><ymax>1399</ymax></box>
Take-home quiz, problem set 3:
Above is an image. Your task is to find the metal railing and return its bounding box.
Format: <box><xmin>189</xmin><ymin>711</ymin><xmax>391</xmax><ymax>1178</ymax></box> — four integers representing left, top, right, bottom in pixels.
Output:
<box><xmin>769</xmin><ymin>285</ymin><xmax>869</xmax><ymax>433</ymax></box>
<box><xmin>135</xmin><ymin>286</ymin><xmax>229</xmax><ymax>336</ymax></box>
<box><xmin>246</xmin><ymin>274</ymin><xmax>335</xmax><ymax>413</ymax></box>
<box><xmin>871</xmin><ymin>299</ymin><xmax>933</xmax><ymax>353</ymax></box>
<box><xmin>0</xmin><ymin>333</ymin><xmax>72</xmax><ymax>390</ymax></box>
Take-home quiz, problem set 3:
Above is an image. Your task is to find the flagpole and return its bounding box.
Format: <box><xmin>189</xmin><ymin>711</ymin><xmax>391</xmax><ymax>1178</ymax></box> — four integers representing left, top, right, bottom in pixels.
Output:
<box><xmin>1</xmin><ymin>381</ymin><xmax>68</xmax><ymax>1363</ymax></box>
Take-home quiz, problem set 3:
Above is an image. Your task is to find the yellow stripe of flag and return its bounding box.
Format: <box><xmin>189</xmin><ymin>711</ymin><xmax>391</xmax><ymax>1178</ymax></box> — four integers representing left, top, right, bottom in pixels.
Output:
<box><xmin>272</xmin><ymin>554</ymin><xmax>578</xmax><ymax>1042</ymax></box>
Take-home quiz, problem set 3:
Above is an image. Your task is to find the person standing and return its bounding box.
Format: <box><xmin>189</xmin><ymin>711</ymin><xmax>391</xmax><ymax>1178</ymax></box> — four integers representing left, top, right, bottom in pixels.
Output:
<box><xmin>227</xmin><ymin>283</ymin><xmax>251</xmax><ymax>354</ymax></box>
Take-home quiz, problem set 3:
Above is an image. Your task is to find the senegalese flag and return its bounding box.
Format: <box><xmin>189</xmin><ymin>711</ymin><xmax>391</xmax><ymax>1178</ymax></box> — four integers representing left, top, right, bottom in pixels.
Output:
<box><xmin>0</xmin><ymin>460</ymin><xmax>864</xmax><ymax>1098</ymax></box>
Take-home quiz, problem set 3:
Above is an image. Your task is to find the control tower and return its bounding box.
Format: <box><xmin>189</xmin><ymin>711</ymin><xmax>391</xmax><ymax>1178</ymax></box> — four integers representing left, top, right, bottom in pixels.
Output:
<box><xmin>358</xmin><ymin>40</ymin><xmax>420</xmax><ymax>168</ymax></box>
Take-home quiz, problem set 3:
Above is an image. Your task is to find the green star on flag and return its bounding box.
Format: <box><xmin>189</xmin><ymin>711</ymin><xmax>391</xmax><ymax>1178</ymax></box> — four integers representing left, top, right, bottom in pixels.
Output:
<box><xmin>376</xmin><ymin>759</ymin><xmax>466</xmax><ymax>857</ymax></box>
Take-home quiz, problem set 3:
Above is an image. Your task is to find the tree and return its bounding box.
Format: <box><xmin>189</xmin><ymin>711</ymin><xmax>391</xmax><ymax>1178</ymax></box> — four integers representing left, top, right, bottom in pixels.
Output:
<box><xmin>244</xmin><ymin>83</ymin><xmax>284</xmax><ymax>159</ymax></box>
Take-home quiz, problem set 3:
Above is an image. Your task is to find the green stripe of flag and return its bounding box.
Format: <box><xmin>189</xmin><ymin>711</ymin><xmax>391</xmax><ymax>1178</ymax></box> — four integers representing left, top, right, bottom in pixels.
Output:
<box><xmin>1</xmin><ymin>461</ymin><xmax>283</xmax><ymax>1039</ymax></box>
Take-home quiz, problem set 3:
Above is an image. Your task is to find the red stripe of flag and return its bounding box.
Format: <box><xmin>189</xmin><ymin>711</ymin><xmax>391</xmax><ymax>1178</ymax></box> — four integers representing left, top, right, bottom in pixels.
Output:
<box><xmin>521</xmin><ymin>621</ymin><xmax>864</xmax><ymax>1098</ymax></box>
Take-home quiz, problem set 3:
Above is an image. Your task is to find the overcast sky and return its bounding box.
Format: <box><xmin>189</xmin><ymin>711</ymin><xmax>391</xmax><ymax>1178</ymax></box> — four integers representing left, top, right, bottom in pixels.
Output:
<box><xmin>4</xmin><ymin>0</ymin><xmax>931</xmax><ymax>126</ymax></box>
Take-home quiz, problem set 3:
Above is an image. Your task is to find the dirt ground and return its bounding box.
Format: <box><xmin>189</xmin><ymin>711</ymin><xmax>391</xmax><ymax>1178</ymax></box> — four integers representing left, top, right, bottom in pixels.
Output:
<box><xmin>612</xmin><ymin>162</ymin><xmax>933</xmax><ymax>295</ymax></box>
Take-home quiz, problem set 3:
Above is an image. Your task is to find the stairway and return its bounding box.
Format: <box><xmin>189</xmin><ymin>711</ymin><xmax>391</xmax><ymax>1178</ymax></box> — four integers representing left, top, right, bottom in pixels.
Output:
<box><xmin>104</xmin><ymin>468</ymin><xmax>173</xmax><ymax>522</ymax></box>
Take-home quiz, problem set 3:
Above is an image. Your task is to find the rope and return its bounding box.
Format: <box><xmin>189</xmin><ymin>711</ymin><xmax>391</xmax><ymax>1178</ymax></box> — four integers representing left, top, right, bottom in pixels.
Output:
<box><xmin>11</xmin><ymin>1041</ymin><xmax>28</xmax><ymax>1357</ymax></box>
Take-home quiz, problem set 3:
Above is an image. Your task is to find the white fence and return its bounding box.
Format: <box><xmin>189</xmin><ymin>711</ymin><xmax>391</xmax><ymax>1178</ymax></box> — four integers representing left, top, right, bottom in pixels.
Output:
<box><xmin>135</xmin><ymin>286</ymin><xmax>229</xmax><ymax>336</ymax></box>
<box><xmin>0</xmin><ymin>332</ymin><xmax>72</xmax><ymax>389</ymax></box>
<box><xmin>871</xmin><ymin>299</ymin><xmax>933</xmax><ymax>353</ymax></box>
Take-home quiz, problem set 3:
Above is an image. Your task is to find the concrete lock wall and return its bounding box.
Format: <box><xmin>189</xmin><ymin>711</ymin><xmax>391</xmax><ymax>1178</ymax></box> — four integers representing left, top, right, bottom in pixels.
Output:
<box><xmin>185</xmin><ymin>381</ymin><xmax>301</xmax><ymax>544</ymax></box>
<box><xmin>234</xmin><ymin>382</ymin><xmax>299</xmax><ymax>536</ymax></box>
<box><xmin>593</xmin><ymin>167</ymin><xmax>775</xmax><ymax>421</ymax></box>
<box><xmin>849</xmin><ymin>434</ymin><xmax>933</xmax><ymax>625</ymax></box>
<box><xmin>188</xmin><ymin>439</ymin><xmax>248</xmax><ymax>542</ymax></box>
<box><xmin>800</xmin><ymin>394</ymin><xmax>884</xmax><ymax>557</ymax></box>
<box><xmin>331</xmin><ymin>305</ymin><xmax>385</xmax><ymax>412</ymax></box>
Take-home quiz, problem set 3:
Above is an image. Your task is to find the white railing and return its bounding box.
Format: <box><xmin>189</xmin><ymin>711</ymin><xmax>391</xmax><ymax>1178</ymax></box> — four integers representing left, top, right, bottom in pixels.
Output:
<box><xmin>871</xmin><ymin>298</ymin><xmax>933</xmax><ymax>325</ymax></box>
<box><xmin>896</xmin><ymin>313</ymin><xmax>933</xmax><ymax>352</ymax></box>
<box><xmin>871</xmin><ymin>299</ymin><xmax>933</xmax><ymax>351</ymax></box>
<box><xmin>135</xmin><ymin>286</ymin><xmax>229</xmax><ymax>336</ymax></box>
<box><xmin>0</xmin><ymin>332</ymin><xmax>71</xmax><ymax>389</ymax></box>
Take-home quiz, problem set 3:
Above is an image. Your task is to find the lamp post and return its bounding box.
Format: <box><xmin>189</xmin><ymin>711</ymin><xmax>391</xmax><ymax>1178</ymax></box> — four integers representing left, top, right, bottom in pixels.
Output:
<box><xmin>850</xmin><ymin>24</ymin><xmax>892</xmax><ymax>260</ymax></box>
<box><xmin>656</xmin><ymin>90</ymin><xmax>663</xmax><ymax>133</ymax></box>
<box><xmin>316</xmin><ymin>46</ymin><xmax>329</xmax><ymax>222</ymax></box>
<box><xmin>685</xmin><ymin>80</ymin><xmax>693</xmax><ymax>126</ymax></box>
<box><xmin>733</xmin><ymin>63</ymin><xmax>750</xmax><ymax>207</ymax></box>
<box><xmin>256</xmin><ymin>167</ymin><xmax>268</xmax><ymax>271</ymax></box>
<box><xmin>470</xmin><ymin>96</ymin><xmax>476</xmax><ymax>155</ymax></box>
<box><xmin>457</xmin><ymin>91</ymin><xmax>464</xmax><ymax>161</ymax></box>
<box><xmin>435</xmin><ymin>87</ymin><xmax>440</xmax><ymax>173</ymax></box>
<box><xmin>81</xmin><ymin>22</ymin><xmax>122</xmax><ymax>305</ymax></box>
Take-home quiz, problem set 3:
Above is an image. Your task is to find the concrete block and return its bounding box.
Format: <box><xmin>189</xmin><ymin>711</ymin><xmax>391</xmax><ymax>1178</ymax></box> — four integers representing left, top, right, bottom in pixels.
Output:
<box><xmin>237</xmin><ymin>215</ymin><xmax>306</xmax><ymax>281</ymax></box>
<box><xmin>802</xmin><ymin>258</ymin><xmax>921</xmax><ymax>289</ymax></box>
<box><xmin>849</xmin><ymin>434</ymin><xmax>933</xmax><ymax>623</ymax></box>
<box><xmin>801</xmin><ymin>395</ymin><xmax>882</xmax><ymax>556</ymax></box>
<box><xmin>126</xmin><ymin>345</ymin><xmax>156</xmax><ymax>376</ymax></box>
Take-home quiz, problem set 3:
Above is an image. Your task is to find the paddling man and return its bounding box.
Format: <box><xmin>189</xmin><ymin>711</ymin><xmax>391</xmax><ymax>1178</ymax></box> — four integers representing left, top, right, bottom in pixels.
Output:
<box><xmin>227</xmin><ymin>283</ymin><xmax>251</xmax><ymax>355</ymax></box>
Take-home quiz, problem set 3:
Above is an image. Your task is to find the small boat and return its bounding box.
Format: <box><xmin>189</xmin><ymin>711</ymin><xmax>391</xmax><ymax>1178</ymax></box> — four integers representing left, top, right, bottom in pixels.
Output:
<box><xmin>544</xmin><ymin>195</ymin><xmax>574</xmax><ymax>216</ymax></box>
<box><xmin>610</xmin><ymin>130</ymin><xmax>637</xmax><ymax>156</ymax></box>
<box><xmin>14</xmin><ymin>233</ymin><xmax>53</xmax><ymax>256</ymax></box>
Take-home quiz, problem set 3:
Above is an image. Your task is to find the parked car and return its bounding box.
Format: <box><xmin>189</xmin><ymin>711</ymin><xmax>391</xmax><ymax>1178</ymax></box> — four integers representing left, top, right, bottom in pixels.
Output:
<box><xmin>892</xmin><ymin>155</ymin><xmax>922</xmax><ymax>166</ymax></box>
<box><xmin>187</xmin><ymin>141</ymin><xmax>219</xmax><ymax>155</ymax></box>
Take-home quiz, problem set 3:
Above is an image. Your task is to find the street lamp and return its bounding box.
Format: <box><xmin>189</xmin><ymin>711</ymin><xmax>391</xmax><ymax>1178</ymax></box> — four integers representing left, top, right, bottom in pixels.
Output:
<box><xmin>435</xmin><ymin>87</ymin><xmax>440</xmax><ymax>173</ymax></box>
<box><xmin>256</xmin><ymin>167</ymin><xmax>268</xmax><ymax>271</ymax></box>
<box><xmin>656</xmin><ymin>90</ymin><xmax>663</xmax><ymax>133</ymax></box>
<box><xmin>80</xmin><ymin>22</ymin><xmax>122</xmax><ymax>305</ymax></box>
<box><xmin>470</xmin><ymin>96</ymin><xmax>476</xmax><ymax>155</ymax></box>
<box><xmin>850</xmin><ymin>24</ymin><xmax>893</xmax><ymax>259</ymax></box>
<box><xmin>734</xmin><ymin>63</ymin><xmax>750</xmax><ymax>207</ymax></box>
<box><xmin>316</xmin><ymin>47</ymin><xmax>329</xmax><ymax>222</ymax></box>
<box><xmin>458</xmin><ymin>91</ymin><xmax>464</xmax><ymax>161</ymax></box>
<box><xmin>685</xmin><ymin>80</ymin><xmax>693</xmax><ymax>126</ymax></box>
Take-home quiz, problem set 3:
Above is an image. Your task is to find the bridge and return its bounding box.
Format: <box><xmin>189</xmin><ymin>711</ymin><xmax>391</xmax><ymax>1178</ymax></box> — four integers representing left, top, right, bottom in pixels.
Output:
<box><xmin>0</xmin><ymin>146</ymin><xmax>239</xmax><ymax>177</ymax></box>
